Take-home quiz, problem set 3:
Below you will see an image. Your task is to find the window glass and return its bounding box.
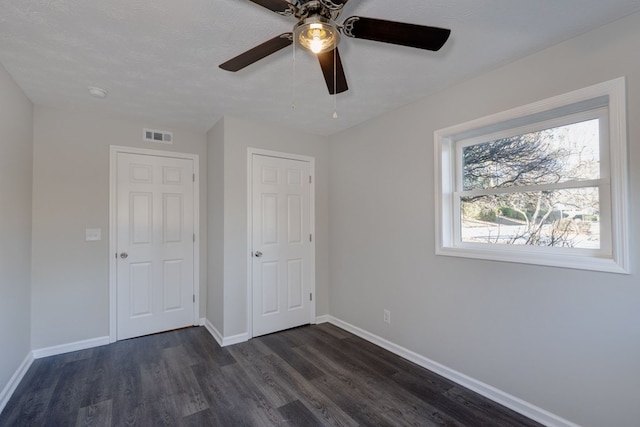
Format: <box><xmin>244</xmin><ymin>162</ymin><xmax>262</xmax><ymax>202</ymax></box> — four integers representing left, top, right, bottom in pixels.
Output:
<box><xmin>462</xmin><ymin>119</ymin><xmax>600</xmax><ymax>191</ymax></box>
<box><xmin>460</xmin><ymin>187</ymin><xmax>600</xmax><ymax>248</ymax></box>
<box><xmin>458</xmin><ymin>117</ymin><xmax>602</xmax><ymax>249</ymax></box>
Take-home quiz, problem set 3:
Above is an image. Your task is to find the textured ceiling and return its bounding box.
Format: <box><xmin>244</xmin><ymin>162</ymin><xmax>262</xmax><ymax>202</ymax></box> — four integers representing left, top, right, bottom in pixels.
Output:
<box><xmin>1</xmin><ymin>0</ymin><xmax>640</xmax><ymax>136</ymax></box>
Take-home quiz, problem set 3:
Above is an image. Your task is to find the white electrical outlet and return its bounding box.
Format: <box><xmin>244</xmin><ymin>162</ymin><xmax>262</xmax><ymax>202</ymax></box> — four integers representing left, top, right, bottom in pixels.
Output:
<box><xmin>383</xmin><ymin>309</ymin><xmax>391</xmax><ymax>324</ymax></box>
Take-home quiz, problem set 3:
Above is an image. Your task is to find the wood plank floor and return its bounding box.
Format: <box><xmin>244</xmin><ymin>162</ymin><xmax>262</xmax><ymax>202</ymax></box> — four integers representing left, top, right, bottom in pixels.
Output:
<box><xmin>0</xmin><ymin>324</ymin><xmax>542</xmax><ymax>426</ymax></box>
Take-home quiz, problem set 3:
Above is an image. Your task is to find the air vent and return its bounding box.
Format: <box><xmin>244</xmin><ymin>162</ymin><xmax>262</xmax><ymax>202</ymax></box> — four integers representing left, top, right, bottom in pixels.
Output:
<box><xmin>143</xmin><ymin>128</ymin><xmax>173</xmax><ymax>144</ymax></box>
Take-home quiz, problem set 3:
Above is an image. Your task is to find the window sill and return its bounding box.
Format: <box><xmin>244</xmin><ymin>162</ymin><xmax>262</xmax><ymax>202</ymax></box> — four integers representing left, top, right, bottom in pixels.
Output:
<box><xmin>436</xmin><ymin>245</ymin><xmax>629</xmax><ymax>274</ymax></box>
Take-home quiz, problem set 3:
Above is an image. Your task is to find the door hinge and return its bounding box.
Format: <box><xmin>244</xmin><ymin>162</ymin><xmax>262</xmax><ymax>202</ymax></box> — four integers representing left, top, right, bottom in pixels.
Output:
<box><xmin>310</xmin><ymin>293</ymin><xmax>313</xmax><ymax>301</ymax></box>
<box><xmin>309</xmin><ymin>234</ymin><xmax>312</xmax><ymax>242</ymax></box>
<box><xmin>115</xmin><ymin>252</ymin><xmax>118</xmax><ymax>259</ymax></box>
<box><xmin>193</xmin><ymin>233</ymin><xmax>196</xmax><ymax>243</ymax></box>
<box><xmin>193</xmin><ymin>294</ymin><xmax>195</xmax><ymax>303</ymax></box>
<box><xmin>309</xmin><ymin>175</ymin><xmax>312</xmax><ymax>184</ymax></box>
<box><xmin>193</xmin><ymin>173</ymin><xmax>195</xmax><ymax>182</ymax></box>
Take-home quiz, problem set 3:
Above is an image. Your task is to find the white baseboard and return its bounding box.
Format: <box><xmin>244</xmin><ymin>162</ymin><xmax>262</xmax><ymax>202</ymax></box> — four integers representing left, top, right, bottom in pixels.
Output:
<box><xmin>204</xmin><ymin>319</ymin><xmax>223</xmax><ymax>347</ymax></box>
<box><xmin>315</xmin><ymin>314</ymin><xmax>331</xmax><ymax>324</ymax></box>
<box><xmin>203</xmin><ymin>319</ymin><xmax>249</xmax><ymax>347</ymax></box>
<box><xmin>0</xmin><ymin>352</ymin><xmax>34</xmax><ymax>415</ymax></box>
<box><xmin>222</xmin><ymin>332</ymin><xmax>249</xmax><ymax>346</ymax></box>
<box><xmin>326</xmin><ymin>316</ymin><xmax>579</xmax><ymax>427</ymax></box>
<box><xmin>32</xmin><ymin>336</ymin><xmax>110</xmax><ymax>359</ymax></box>
<box><xmin>199</xmin><ymin>317</ymin><xmax>206</xmax><ymax>326</ymax></box>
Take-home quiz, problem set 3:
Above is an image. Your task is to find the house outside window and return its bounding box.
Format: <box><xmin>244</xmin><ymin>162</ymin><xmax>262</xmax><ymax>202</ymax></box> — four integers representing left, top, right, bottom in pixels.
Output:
<box><xmin>434</xmin><ymin>78</ymin><xmax>629</xmax><ymax>273</ymax></box>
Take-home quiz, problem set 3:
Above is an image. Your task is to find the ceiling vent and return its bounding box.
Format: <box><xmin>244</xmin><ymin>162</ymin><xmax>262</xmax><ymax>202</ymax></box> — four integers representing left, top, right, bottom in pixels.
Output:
<box><xmin>143</xmin><ymin>128</ymin><xmax>173</xmax><ymax>144</ymax></box>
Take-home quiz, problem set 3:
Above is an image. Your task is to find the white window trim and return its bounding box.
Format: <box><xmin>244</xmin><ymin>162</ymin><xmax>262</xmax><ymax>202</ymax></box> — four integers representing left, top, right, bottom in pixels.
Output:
<box><xmin>434</xmin><ymin>77</ymin><xmax>629</xmax><ymax>274</ymax></box>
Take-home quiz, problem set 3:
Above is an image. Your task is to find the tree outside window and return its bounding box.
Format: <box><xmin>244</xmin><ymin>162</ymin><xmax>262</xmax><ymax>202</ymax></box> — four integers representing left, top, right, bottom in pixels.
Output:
<box><xmin>459</xmin><ymin>119</ymin><xmax>601</xmax><ymax>248</ymax></box>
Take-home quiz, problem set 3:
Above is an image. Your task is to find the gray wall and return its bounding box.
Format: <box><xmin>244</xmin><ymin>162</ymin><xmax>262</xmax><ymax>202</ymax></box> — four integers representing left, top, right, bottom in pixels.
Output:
<box><xmin>206</xmin><ymin>118</ymin><xmax>225</xmax><ymax>332</ymax></box>
<box><xmin>0</xmin><ymin>65</ymin><xmax>33</xmax><ymax>397</ymax></box>
<box><xmin>31</xmin><ymin>106</ymin><xmax>207</xmax><ymax>349</ymax></box>
<box><xmin>328</xmin><ymin>12</ymin><xmax>640</xmax><ymax>427</ymax></box>
<box><xmin>211</xmin><ymin>116</ymin><xmax>330</xmax><ymax>337</ymax></box>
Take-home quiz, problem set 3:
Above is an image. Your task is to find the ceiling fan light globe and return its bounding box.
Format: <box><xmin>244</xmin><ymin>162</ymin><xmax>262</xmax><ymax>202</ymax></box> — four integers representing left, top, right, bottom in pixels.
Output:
<box><xmin>294</xmin><ymin>17</ymin><xmax>339</xmax><ymax>54</ymax></box>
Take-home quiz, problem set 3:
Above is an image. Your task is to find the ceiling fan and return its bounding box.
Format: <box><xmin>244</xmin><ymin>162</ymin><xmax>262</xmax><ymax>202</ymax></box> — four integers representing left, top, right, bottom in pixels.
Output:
<box><xmin>219</xmin><ymin>0</ymin><xmax>451</xmax><ymax>95</ymax></box>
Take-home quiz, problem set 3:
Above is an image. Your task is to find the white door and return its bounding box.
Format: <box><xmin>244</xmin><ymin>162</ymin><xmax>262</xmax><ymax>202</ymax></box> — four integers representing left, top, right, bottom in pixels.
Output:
<box><xmin>116</xmin><ymin>152</ymin><xmax>195</xmax><ymax>340</ymax></box>
<box><xmin>251</xmin><ymin>154</ymin><xmax>313</xmax><ymax>337</ymax></box>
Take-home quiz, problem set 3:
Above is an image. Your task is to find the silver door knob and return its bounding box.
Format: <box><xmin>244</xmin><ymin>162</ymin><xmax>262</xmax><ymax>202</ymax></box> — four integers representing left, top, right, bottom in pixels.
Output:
<box><xmin>120</xmin><ymin>252</ymin><xmax>128</xmax><ymax>259</ymax></box>
<box><xmin>254</xmin><ymin>251</ymin><xmax>263</xmax><ymax>258</ymax></box>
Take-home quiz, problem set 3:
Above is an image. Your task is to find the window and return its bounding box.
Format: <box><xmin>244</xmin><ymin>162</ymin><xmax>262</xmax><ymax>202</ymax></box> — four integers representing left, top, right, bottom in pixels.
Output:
<box><xmin>435</xmin><ymin>78</ymin><xmax>629</xmax><ymax>273</ymax></box>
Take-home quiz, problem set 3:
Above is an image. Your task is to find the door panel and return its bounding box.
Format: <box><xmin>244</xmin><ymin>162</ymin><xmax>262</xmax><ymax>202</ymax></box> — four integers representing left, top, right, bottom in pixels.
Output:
<box><xmin>130</xmin><ymin>262</ymin><xmax>152</xmax><ymax>317</ymax></box>
<box><xmin>163</xmin><ymin>259</ymin><xmax>184</xmax><ymax>311</ymax></box>
<box><xmin>252</xmin><ymin>154</ymin><xmax>312</xmax><ymax>337</ymax></box>
<box><xmin>288</xmin><ymin>195</ymin><xmax>302</xmax><ymax>243</ymax></box>
<box><xmin>262</xmin><ymin>194</ymin><xmax>279</xmax><ymax>244</ymax></box>
<box><xmin>163</xmin><ymin>194</ymin><xmax>183</xmax><ymax>243</ymax></box>
<box><xmin>117</xmin><ymin>152</ymin><xmax>195</xmax><ymax>340</ymax></box>
<box><xmin>262</xmin><ymin>262</ymin><xmax>279</xmax><ymax>315</ymax></box>
<box><xmin>287</xmin><ymin>259</ymin><xmax>303</xmax><ymax>309</ymax></box>
<box><xmin>131</xmin><ymin>193</ymin><xmax>153</xmax><ymax>244</ymax></box>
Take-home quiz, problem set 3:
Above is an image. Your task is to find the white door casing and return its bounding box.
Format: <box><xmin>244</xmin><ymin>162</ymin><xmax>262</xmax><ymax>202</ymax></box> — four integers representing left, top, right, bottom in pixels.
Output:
<box><xmin>249</xmin><ymin>150</ymin><xmax>315</xmax><ymax>338</ymax></box>
<box><xmin>109</xmin><ymin>146</ymin><xmax>199</xmax><ymax>342</ymax></box>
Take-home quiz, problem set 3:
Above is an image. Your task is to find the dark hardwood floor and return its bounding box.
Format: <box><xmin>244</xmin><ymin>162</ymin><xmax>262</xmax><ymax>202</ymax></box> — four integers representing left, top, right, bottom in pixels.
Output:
<box><xmin>0</xmin><ymin>324</ymin><xmax>542</xmax><ymax>426</ymax></box>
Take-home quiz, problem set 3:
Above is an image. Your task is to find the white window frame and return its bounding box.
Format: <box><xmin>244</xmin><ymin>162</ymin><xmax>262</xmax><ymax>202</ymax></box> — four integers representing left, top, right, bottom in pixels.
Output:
<box><xmin>434</xmin><ymin>77</ymin><xmax>629</xmax><ymax>274</ymax></box>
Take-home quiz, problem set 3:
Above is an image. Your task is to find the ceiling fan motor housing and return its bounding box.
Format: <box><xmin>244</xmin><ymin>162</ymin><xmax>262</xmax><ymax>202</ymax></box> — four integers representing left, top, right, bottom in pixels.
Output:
<box><xmin>294</xmin><ymin>0</ymin><xmax>342</xmax><ymax>21</ymax></box>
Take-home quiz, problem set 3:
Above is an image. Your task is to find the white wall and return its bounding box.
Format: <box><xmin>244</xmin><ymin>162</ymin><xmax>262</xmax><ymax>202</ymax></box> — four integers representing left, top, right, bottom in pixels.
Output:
<box><xmin>210</xmin><ymin>116</ymin><xmax>330</xmax><ymax>337</ymax></box>
<box><xmin>329</xmin><ymin>12</ymin><xmax>640</xmax><ymax>427</ymax></box>
<box><xmin>0</xmin><ymin>65</ymin><xmax>33</xmax><ymax>400</ymax></box>
<box><xmin>31</xmin><ymin>106</ymin><xmax>207</xmax><ymax>349</ymax></box>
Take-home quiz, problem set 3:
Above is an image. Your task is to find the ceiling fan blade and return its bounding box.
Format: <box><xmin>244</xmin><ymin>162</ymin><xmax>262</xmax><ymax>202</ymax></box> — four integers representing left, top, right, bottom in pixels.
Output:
<box><xmin>219</xmin><ymin>33</ymin><xmax>293</xmax><ymax>72</ymax></box>
<box><xmin>248</xmin><ymin>0</ymin><xmax>294</xmax><ymax>15</ymax></box>
<box><xmin>342</xmin><ymin>16</ymin><xmax>451</xmax><ymax>51</ymax></box>
<box><xmin>317</xmin><ymin>48</ymin><xmax>348</xmax><ymax>95</ymax></box>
